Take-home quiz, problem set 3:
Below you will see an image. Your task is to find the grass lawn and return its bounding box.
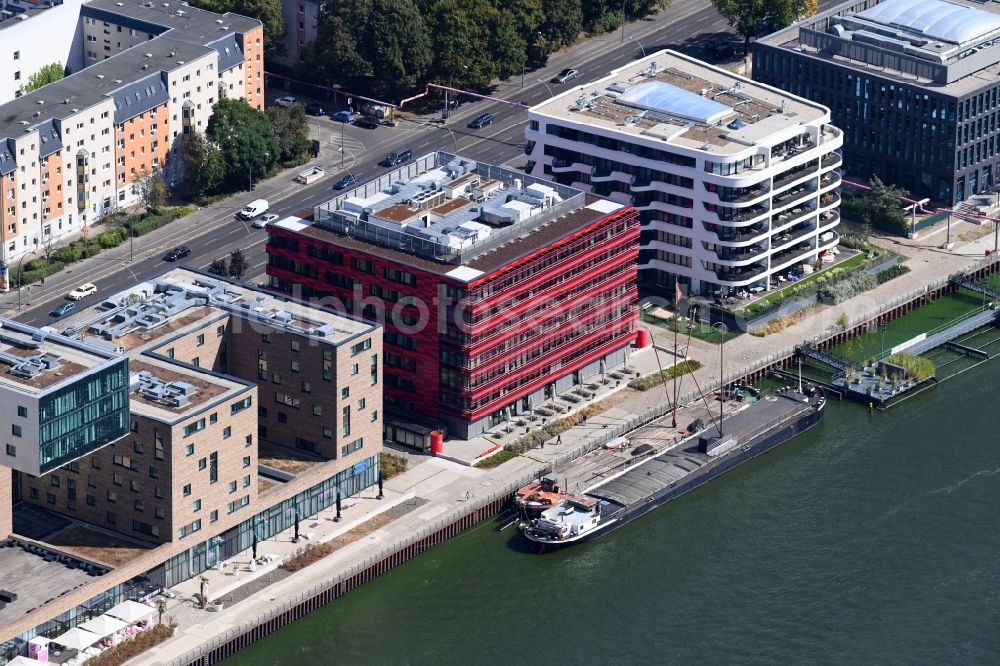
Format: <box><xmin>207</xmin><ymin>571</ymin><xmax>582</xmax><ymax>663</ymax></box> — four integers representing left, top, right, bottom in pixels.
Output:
<box><xmin>738</xmin><ymin>251</ymin><xmax>866</xmax><ymax>318</ymax></box>
<box><xmin>640</xmin><ymin>310</ymin><xmax>740</xmax><ymax>343</ymax></box>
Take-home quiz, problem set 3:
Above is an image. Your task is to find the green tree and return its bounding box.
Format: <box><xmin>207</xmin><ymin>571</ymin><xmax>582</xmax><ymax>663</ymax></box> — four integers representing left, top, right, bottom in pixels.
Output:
<box><xmin>181</xmin><ymin>132</ymin><xmax>226</xmax><ymax>197</ymax></box>
<box><xmin>709</xmin><ymin>0</ymin><xmax>816</xmax><ymax>53</ymax></box>
<box><xmin>208</xmin><ymin>257</ymin><xmax>229</xmax><ymax>276</ymax></box>
<box><xmin>266</xmin><ymin>105</ymin><xmax>312</xmax><ymax>165</ymax></box>
<box><xmin>302</xmin><ymin>0</ymin><xmax>371</xmax><ymax>85</ymax></box>
<box><xmin>235</xmin><ymin>0</ymin><xmax>287</xmax><ymax>59</ymax></box>
<box><xmin>364</xmin><ymin>0</ymin><xmax>433</xmax><ymax>89</ymax></box>
<box><xmin>539</xmin><ymin>0</ymin><xmax>583</xmax><ymax>52</ymax></box>
<box><xmin>131</xmin><ymin>173</ymin><xmax>168</xmax><ymax>213</ymax></box>
<box><xmin>23</xmin><ymin>63</ymin><xmax>66</xmax><ymax>93</ymax></box>
<box><xmin>187</xmin><ymin>0</ymin><xmax>286</xmax><ymax>59</ymax></box>
<box><xmin>228</xmin><ymin>248</ymin><xmax>247</xmax><ymax>280</ymax></box>
<box><xmin>840</xmin><ymin>176</ymin><xmax>910</xmax><ymax>235</ymax></box>
<box><xmin>206</xmin><ymin>98</ymin><xmax>280</xmax><ymax>190</ymax></box>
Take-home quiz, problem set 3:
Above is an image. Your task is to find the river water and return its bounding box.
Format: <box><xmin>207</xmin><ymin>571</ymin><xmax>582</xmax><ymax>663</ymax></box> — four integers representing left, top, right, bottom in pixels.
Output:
<box><xmin>225</xmin><ymin>352</ymin><xmax>1000</xmax><ymax>665</ymax></box>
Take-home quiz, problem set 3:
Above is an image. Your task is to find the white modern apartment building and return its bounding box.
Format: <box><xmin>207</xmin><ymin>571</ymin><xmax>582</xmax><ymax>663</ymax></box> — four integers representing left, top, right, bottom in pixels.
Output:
<box><xmin>0</xmin><ymin>0</ymin><xmax>264</xmax><ymax>290</ymax></box>
<box><xmin>0</xmin><ymin>0</ymin><xmax>85</xmax><ymax>106</ymax></box>
<box><xmin>526</xmin><ymin>50</ymin><xmax>844</xmax><ymax>298</ymax></box>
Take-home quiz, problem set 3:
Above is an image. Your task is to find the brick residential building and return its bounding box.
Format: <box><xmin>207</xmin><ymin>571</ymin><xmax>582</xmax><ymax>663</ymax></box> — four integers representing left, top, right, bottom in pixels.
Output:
<box><xmin>266</xmin><ymin>151</ymin><xmax>640</xmax><ymax>442</ymax></box>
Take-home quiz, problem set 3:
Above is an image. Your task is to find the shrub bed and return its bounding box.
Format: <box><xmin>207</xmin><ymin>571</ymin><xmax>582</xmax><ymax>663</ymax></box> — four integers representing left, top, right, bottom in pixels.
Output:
<box><xmin>84</xmin><ymin>624</ymin><xmax>174</xmax><ymax>666</ymax></box>
<box><xmin>282</xmin><ymin>542</ymin><xmax>336</xmax><ymax>572</ymax></box>
<box><xmin>875</xmin><ymin>264</ymin><xmax>911</xmax><ymax>284</ymax></box>
<box><xmin>379</xmin><ymin>452</ymin><xmax>408</xmax><ymax>480</ymax></box>
<box><xmin>474</xmin><ymin>449</ymin><xmax>519</xmax><ymax>469</ymax></box>
<box><xmin>885</xmin><ymin>353</ymin><xmax>935</xmax><ymax>380</ymax></box>
<box><xmin>628</xmin><ymin>360</ymin><xmax>703</xmax><ymax>391</ymax></box>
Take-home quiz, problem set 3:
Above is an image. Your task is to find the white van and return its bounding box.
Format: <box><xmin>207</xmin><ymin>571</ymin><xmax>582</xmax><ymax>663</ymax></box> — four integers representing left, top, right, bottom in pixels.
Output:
<box><xmin>237</xmin><ymin>199</ymin><xmax>269</xmax><ymax>220</ymax></box>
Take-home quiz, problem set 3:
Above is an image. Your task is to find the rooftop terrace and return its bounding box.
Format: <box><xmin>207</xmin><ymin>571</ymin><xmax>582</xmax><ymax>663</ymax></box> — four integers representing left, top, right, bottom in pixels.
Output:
<box><xmin>530</xmin><ymin>50</ymin><xmax>827</xmax><ymax>154</ymax></box>
<box><xmin>290</xmin><ymin>151</ymin><xmax>623</xmax><ymax>280</ymax></box>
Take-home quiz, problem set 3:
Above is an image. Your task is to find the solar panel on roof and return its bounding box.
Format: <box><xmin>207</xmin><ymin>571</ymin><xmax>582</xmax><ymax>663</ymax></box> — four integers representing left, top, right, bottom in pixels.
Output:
<box><xmin>618</xmin><ymin>81</ymin><xmax>732</xmax><ymax>125</ymax></box>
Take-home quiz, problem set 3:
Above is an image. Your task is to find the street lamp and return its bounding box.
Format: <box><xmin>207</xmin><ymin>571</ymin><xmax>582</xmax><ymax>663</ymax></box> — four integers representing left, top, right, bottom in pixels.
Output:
<box><xmin>712</xmin><ymin>321</ymin><xmax>728</xmax><ymax>437</ymax></box>
<box><xmin>340</xmin><ymin>120</ymin><xmax>345</xmax><ymax>169</ymax></box>
<box><xmin>16</xmin><ymin>250</ymin><xmax>38</xmax><ymax>309</ymax></box>
<box><xmin>536</xmin><ymin>79</ymin><xmax>554</xmax><ymax>98</ymax></box>
<box><xmin>627</xmin><ymin>36</ymin><xmax>646</xmax><ymax>57</ymax></box>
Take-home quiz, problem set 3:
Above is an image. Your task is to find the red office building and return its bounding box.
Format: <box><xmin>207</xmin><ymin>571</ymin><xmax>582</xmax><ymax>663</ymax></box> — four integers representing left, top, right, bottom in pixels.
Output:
<box><xmin>267</xmin><ymin>152</ymin><xmax>639</xmax><ymax>442</ymax></box>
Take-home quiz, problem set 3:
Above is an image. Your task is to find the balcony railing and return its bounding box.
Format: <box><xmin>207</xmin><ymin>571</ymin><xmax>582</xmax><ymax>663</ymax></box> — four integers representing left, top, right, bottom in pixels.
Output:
<box><xmin>819</xmin><ymin>192</ymin><xmax>841</xmax><ymax>209</ymax></box>
<box><xmin>714</xmin><ymin>263</ymin><xmax>767</xmax><ymax>283</ymax></box>
<box><xmin>713</xmin><ymin>204</ymin><xmax>770</xmax><ymax>223</ymax></box>
<box><xmin>551</xmin><ymin>159</ymin><xmax>594</xmax><ymax>176</ymax></box>
<box><xmin>712</xmin><ymin>224</ymin><xmax>767</xmax><ymax>244</ymax></box>
<box><xmin>715</xmin><ymin>244</ymin><xmax>768</xmax><ymax>263</ymax></box>
<box><xmin>771</xmin><ymin>160</ymin><xmax>818</xmax><ymax>191</ymax></box>
<box><xmin>819</xmin><ymin>172</ymin><xmax>841</xmax><ymax>191</ymax></box>
<box><xmin>821</xmin><ymin>151</ymin><xmax>842</xmax><ymax>169</ymax></box>
<box><xmin>771</xmin><ymin>224</ymin><xmax>815</xmax><ymax>250</ymax></box>
<box><xmin>771</xmin><ymin>243</ymin><xmax>816</xmax><ymax>271</ymax></box>
<box><xmin>773</xmin><ymin>183</ymin><xmax>817</xmax><ymax>209</ymax></box>
<box><xmin>817</xmin><ymin>210</ymin><xmax>840</xmax><ymax>229</ymax></box>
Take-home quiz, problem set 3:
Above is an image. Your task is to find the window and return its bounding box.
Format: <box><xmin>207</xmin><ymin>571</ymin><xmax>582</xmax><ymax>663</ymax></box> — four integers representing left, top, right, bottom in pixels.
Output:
<box><xmin>231</xmin><ymin>396</ymin><xmax>252</xmax><ymax>415</ymax></box>
<box><xmin>371</xmin><ymin>353</ymin><xmax>378</xmax><ymax>386</ymax></box>
<box><xmin>155</xmin><ymin>506</ymin><xmax>165</xmax><ymax>519</ymax></box>
<box><xmin>351</xmin><ymin>338</ymin><xmax>372</xmax><ymax>356</ymax></box>
<box><xmin>291</xmin><ymin>360</ymin><xmax>300</xmax><ymax>372</ymax></box>
<box><xmin>210</xmin><ymin>413</ymin><xmax>218</xmax><ymax>424</ymax></box>
<box><xmin>302</xmin><ymin>381</ymin><xmax>311</xmax><ymax>393</ymax></box>
<box><xmin>166</xmin><ymin>348</ymin><xmax>175</xmax><ymax>359</ymax></box>
<box><xmin>217</xmin><ymin>325</ymin><xmax>225</xmax><ymax>336</ymax></box>
<box><xmin>371</xmin><ymin>410</ymin><xmax>378</xmax><ymax>422</ymax></box>
<box><xmin>198</xmin><ymin>457</ymin><xmax>207</xmax><ymax>471</ymax></box>
<box><xmin>242</xmin><ymin>455</ymin><xmax>251</xmax><ymax>468</ymax></box>
<box><xmin>86</xmin><ymin>495</ymin><xmax>96</xmax><ymax>506</ymax></box>
<box><xmin>11</xmin><ymin>424</ymin><xmax>21</xmax><ymax>437</ymax></box>
<box><xmin>107</xmin><ymin>490</ymin><xmax>117</xmax><ymax>502</ymax></box>
<box><xmin>245</xmin><ymin>434</ymin><xmax>253</xmax><ymax>448</ymax></box>
<box><xmin>358</xmin><ymin>398</ymin><xmax>366</xmax><ymax>410</ymax></box>
<box><xmin>351</xmin><ymin>364</ymin><xmax>359</xmax><ymax>375</ymax></box>
<box><xmin>130</xmin><ymin>480</ymin><xmax>139</xmax><ymax>492</ymax></box>
<box><xmin>223</xmin><ymin>426</ymin><xmax>232</xmax><ymax>439</ymax></box>
<box><xmin>313</xmin><ymin>405</ymin><xmax>322</xmax><ymax>416</ymax></box>
<box><xmin>46</xmin><ymin>492</ymin><xmax>55</xmax><ymax>505</ymax></box>
<box><xmin>341</xmin><ymin>438</ymin><xmax>364</xmax><ymax>456</ymax></box>
<box><xmin>183</xmin><ymin>418</ymin><xmax>205</xmax><ymax>437</ymax></box>
<box><xmin>183</xmin><ymin>483</ymin><xmax>191</xmax><ymax>496</ymax></box>
<box><xmin>113</xmin><ymin>474</ymin><xmax>123</xmax><ymax>486</ymax></box>
<box><xmin>210</xmin><ymin>509</ymin><xmax>219</xmax><ymax>523</ymax></box>
<box><xmin>186</xmin><ymin>444</ymin><xmax>195</xmax><ymax>456</ymax></box>
<box><xmin>341</xmin><ymin>387</ymin><xmax>350</xmax><ymax>399</ymax></box>
<box><xmin>133</xmin><ymin>441</ymin><xmax>143</xmax><ymax>454</ymax></box>
<box><xmin>133</xmin><ymin>499</ymin><xmax>144</xmax><ymax>511</ymax></box>
<box><xmin>290</xmin><ymin>340</ymin><xmax>300</xmax><ymax>352</ymax></box>
<box><xmin>155</xmin><ymin>486</ymin><xmax>164</xmax><ymax>499</ymax></box>
<box><xmin>149</xmin><ymin>466</ymin><xmax>160</xmax><ymax>479</ymax></box>
<box><xmin>16</xmin><ymin>405</ymin><xmax>27</xmax><ymax>417</ymax></box>
<box><xmin>51</xmin><ymin>474</ymin><xmax>60</xmax><ymax>487</ymax></box>
<box><xmin>196</xmin><ymin>333</ymin><xmax>205</xmax><ymax>346</ymax></box>
<box><xmin>192</xmin><ymin>499</ymin><xmax>201</xmax><ymax>512</ymax></box>
<box><xmin>342</xmin><ymin>405</ymin><xmax>351</xmax><ymax>437</ymax></box>
<box><xmin>5</xmin><ymin>444</ymin><xmax>14</xmax><ymax>457</ymax></box>
<box><xmin>323</xmin><ymin>426</ymin><xmax>333</xmax><ymax>438</ymax></box>
<box><xmin>88</xmin><ymin>474</ymin><xmax>96</xmax><ymax>487</ymax></box>
<box><xmin>228</xmin><ymin>480</ymin><xmax>237</xmax><ymax>492</ymax></box>
<box><xmin>29</xmin><ymin>488</ymin><xmax>37</xmax><ymax>499</ymax></box>
<box><xmin>107</xmin><ymin>512</ymin><xmax>116</xmax><ymax>525</ymax></box>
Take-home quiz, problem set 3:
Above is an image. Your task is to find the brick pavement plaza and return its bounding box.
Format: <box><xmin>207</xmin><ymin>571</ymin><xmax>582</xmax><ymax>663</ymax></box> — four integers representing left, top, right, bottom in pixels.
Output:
<box><xmin>118</xmin><ymin>218</ymin><xmax>1000</xmax><ymax>664</ymax></box>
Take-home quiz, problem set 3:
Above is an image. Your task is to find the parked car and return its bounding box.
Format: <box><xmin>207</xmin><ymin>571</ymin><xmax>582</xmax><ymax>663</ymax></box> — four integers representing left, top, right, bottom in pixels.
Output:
<box><xmin>67</xmin><ymin>283</ymin><xmax>97</xmax><ymax>300</ymax></box>
<box><xmin>551</xmin><ymin>68</ymin><xmax>580</xmax><ymax>84</ymax></box>
<box><xmin>274</xmin><ymin>96</ymin><xmax>297</xmax><ymax>107</ymax></box>
<box><xmin>305</xmin><ymin>102</ymin><xmax>327</xmax><ymax>116</ymax></box>
<box><xmin>354</xmin><ymin>115</ymin><xmax>380</xmax><ymax>129</ymax></box>
<box><xmin>467</xmin><ymin>113</ymin><xmax>494</xmax><ymax>129</ymax></box>
<box><xmin>253</xmin><ymin>213</ymin><xmax>279</xmax><ymax>229</ymax></box>
<box><xmin>331</xmin><ymin>110</ymin><xmax>357</xmax><ymax>123</ymax></box>
<box><xmin>380</xmin><ymin>149</ymin><xmax>412</xmax><ymax>167</ymax></box>
<box><xmin>334</xmin><ymin>174</ymin><xmax>358</xmax><ymax>190</ymax></box>
<box><xmin>163</xmin><ymin>246</ymin><xmax>191</xmax><ymax>262</ymax></box>
<box><xmin>51</xmin><ymin>302</ymin><xmax>76</xmax><ymax>318</ymax></box>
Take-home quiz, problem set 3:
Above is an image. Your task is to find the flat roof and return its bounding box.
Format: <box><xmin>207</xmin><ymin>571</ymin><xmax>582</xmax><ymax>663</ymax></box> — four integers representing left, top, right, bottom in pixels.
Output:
<box><xmin>0</xmin><ymin>542</ymin><xmax>102</xmax><ymax>629</ymax></box>
<box><xmin>285</xmin><ymin>194</ymin><xmax>622</xmax><ymax>283</ymax></box>
<box><xmin>0</xmin><ymin>320</ymin><xmax>122</xmax><ymax>396</ymax></box>
<box><xmin>292</xmin><ymin>151</ymin><xmax>623</xmax><ymax>280</ymax></box>
<box><xmin>856</xmin><ymin>0</ymin><xmax>1000</xmax><ymax>45</ymax></box>
<box><xmin>48</xmin><ymin>268</ymin><xmax>375</xmax><ymax>419</ymax></box>
<box><xmin>529</xmin><ymin>50</ymin><xmax>826</xmax><ymax>155</ymax></box>
<box><xmin>758</xmin><ymin>0</ymin><xmax>1000</xmax><ymax>94</ymax></box>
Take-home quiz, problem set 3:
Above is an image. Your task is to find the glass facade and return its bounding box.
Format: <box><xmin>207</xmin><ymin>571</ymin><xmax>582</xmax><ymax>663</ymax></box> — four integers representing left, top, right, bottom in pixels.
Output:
<box><xmin>38</xmin><ymin>359</ymin><xmax>130</xmax><ymax>474</ymax></box>
<box><xmin>160</xmin><ymin>454</ymin><xmax>379</xmax><ymax>587</ymax></box>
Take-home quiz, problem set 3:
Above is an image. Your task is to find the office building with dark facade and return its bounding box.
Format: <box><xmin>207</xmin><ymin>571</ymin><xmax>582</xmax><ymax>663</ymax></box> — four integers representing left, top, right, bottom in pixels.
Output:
<box><xmin>266</xmin><ymin>152</ymin><xmax>640</xmax><ymax>441</ymax></box>
<box><xmin>755</xmin><ymin>0</ymin><xmax>1000</xmax><ymax>205</ymax></box>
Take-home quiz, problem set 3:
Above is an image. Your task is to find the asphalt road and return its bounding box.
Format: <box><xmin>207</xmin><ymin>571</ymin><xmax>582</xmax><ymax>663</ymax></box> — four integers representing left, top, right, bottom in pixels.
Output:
<box><xmin>6</xmin><ymin>0</ymin><xmax>832</xmax><ymax>328</ymax></box>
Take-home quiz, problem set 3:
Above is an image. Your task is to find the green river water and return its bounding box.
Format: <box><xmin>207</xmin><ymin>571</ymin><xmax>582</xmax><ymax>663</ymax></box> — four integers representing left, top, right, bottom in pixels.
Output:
<box><xmin>226</xmin><ymin>292</ymin><xmax>1000</xmax><ymax>665</ymax></box>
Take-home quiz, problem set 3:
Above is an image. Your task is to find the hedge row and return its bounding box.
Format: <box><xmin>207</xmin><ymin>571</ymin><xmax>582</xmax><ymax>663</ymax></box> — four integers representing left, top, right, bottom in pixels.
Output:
<box><xmin>11</xmin><ymin>207</ymin><xmax>190</xmax><ymax>288</ymax></box>
<box><xmin>627</xmin><ymin>360</ymin><xmax>703</xmax><ymax>391</ymax></box>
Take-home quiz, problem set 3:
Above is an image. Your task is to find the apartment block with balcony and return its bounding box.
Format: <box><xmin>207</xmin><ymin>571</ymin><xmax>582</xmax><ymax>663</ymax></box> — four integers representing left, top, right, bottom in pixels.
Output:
<box><xmin>755</xmin><ymin>0</ymin><xmax>1000</xmax><ymax>205</ymax></box>
<box><xmin>526</xmin><ymin>49</ymin><xmax>843</xmax><ymax>298</ymax></box>
<box><xmin>266</xmin><ymin>151</ymin><xmax>640</xmax><ymax>441</ymax></box>
<box><xmin>0</xmin><ymin>0</ymin><xmax>263</xmax><ymax>288</ymax></box>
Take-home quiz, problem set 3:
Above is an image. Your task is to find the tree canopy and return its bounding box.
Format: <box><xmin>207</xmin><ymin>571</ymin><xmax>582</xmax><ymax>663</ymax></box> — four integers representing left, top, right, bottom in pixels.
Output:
<box><xmin>181</xmin><ymin>132</ymin><xmax>226</xmax><ymax>198</ymax></box>
<box><xmin>710</xmin><ymin>0</ymin><xmax>817</xmax><ymax>53</ymax></box>
<box><xmin>186</xmin><ymin>0</ymin><xmax>286</xmax><ymax>59</ymax></box>
<box><xmin>840</xmin><ymin>176</ymin><xmax>910</xmax><ymax>235</ymax></box>
<box><xmin>23</xmin><ymin>63</ymin><xmax>66</xmax><ymax>93</ymax></box>
<box><xmin>265</xmin><ymin>104</ymin><xmax>312</xmax><ymax>165</ymax></box>
<box><xmin>205</xmin><ymin>98</ymin><xmax>280</xmax><ymax>190</ymax></box>
<box><xmin>300</xmin><ymin>0</ymin><xmax>669</xmax><ymax>94</ymax></box>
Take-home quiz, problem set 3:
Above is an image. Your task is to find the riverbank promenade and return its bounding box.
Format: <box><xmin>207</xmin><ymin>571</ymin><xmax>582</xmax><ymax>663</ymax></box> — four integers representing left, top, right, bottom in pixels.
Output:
<box><xmin>135</xmin><ymin>220</ymin><xmax>1000</xmax><ymax>665</ymax></box>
